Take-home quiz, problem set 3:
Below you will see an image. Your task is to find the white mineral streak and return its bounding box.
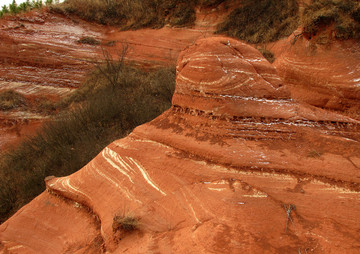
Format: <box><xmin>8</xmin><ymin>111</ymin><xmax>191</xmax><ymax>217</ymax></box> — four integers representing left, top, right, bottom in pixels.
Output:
<box><xmin>102</xmin><ymin>146</ymin><xmax>166</xmax><ymax>196</ymax></box>
<box><xmin>117</xmin><ymin>156</ymin><xmax>136</xmax><ymax>173</ymax></box>
<box><xmin>177</xmin><ymin>72</ymin><xmax>228</xmax><ymax>86</ymax></box>
<box><xmin>246</xmin><ymin>58</ymin><xmax>263</xmax><ymax>63</ymax></box>
<box><xmin>0</xmin><ymin>81</ymin><xmax>71</xmax><ymax>96</ymax></box>
<box><xmin>182</xmin><ymin>191</ymin><xmax>200</xmax><ymax>223</ymax></box>
<box><xmin>223</xmin><ymin>77</ymin><xmax>254</xmax><ymax>91</ymax></box>
<box><xmin>7</xmin><ymin>245</ymin><xmax>26</xmax><ymax>251</ymax></box>
<box><xmin>63</xmin><ymin>178</ymin><xmax>91</xmax><ymax>200</ymax></box>
<box><xmin>128</xmin><ymin>157</ymin><xmax>166</xmax><ymax>196</ymax></box>
<box><xmin>208</xmin><ymin>187</ymin><xmax>227</xmax><ymax>192</ymax></box>
<box><xmin>49</xmin><ymin>178</ymin><xmax>66</xmax><ymax>191</ymax></box>
<box><xmin>190</xmin><ymin>65</ymin><xmax>206</xmax><ymax>69</ymax></box>
<box><xmin>102</xmin><ymin>148</ymin><xmax>134</xmax><ymax>183</ymax></box>
<box><xmin>351</xmin><ymin>77</ymin><xmax>360</xmax><ymax>87</ymax></box>
<box><xmin>216</xmin><ymin>55</ymin><xmax>228</xmax><ymax>74</ymax></box>
<box><xmin>89</xmin><ymin>161</ymin><xmax>139</xmax><ymax>203</ymax></box>
<box><xmin>242</xmin><ymin>190</ymin><xmax>268</xmax><ymax>198</ymax></box>
<box><xmin>134</xmin><ymin>138</ymin><xmax>172</xmax><ymax>149</ymax></box>
<box><xmin>226</xmin><ymin>69</ymin><xmax>256</xmax><ymax>76</ymax></box>
<box><xmin>261</xmin><ymin>73</ymin><xmax>282</xmax><ymax>81</ymax></box>
<box><xmin>212</xmin><ymin>180</ymin><xmax>227</xmax><ymax>184</ymax></box>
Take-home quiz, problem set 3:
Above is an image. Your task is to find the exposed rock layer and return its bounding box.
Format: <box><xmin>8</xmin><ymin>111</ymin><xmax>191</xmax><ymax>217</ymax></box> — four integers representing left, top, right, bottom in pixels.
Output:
<box><xmin>0</xmin><ymin>9</ymin><xmax>214</xmax><ymax>150</ymax></box>
<box><xmin>1</xmin><ymin>37</ymin><xmax>360</xmax><ymax>253</ymax></box>
<box><xmin>273</xmin><ymin>30</ymin><xmax>360</xmax><ymax>119</ymax></box>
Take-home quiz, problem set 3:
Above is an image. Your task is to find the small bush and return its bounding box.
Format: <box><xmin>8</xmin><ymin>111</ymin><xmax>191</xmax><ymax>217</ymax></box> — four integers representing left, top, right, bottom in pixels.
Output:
<box><xmin>9</xmin><ymin>0</ymin><xmax>19</xmax><ymax>14</ymax></box>
<box><xmin>302</xmin><ymin>0</ymin><xmax>360</xmax><ymax>40</ymax></box>
<box><xmin>0</xmin><ymin>5</ymin><xmax>10</xmax><ymax>17</ymax></box>
<box><xmin>77</xmin><ymin>36</ymin><xmax>101</xmax><ymax>45</ymax></box>
<box><xmin>18</xmin><ymin>2</ymin><xmax>29</xmax><ymax>12</ymax></box>
<box><xmin>216</xmin><ymin>0</ymin><xmax>299</xmax><ymax>43</ymax></box>
<box><xmin>0</xmin><ymin>90</ymin><xmax>26</xmax><ymax>110</ymax></box>
<box><xmin>167</xmin><ymin>3</ymin><xmax>196</xmax><ymax>27</ymax></box>
<box><xmin>112</xmin><ymin>215</ymin><xmax>139</xmax><ymax>232</ymax></box>
<box><xmin>0</xmin><ymin>0</ymin><xmax>54</xmax><ymax>18</ymax></box>
<box><xmin>258</xmin><ymin>48</ymin><xmax>275</xmax><ymax>63</ymax></box>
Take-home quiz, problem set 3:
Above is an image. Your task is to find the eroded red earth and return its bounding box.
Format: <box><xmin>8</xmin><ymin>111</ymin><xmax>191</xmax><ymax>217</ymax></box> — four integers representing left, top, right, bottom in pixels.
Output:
<box><xmin>0</xmin><ymin>5</ymin><xmax>230</xmax><ymax>150</ymax></box>
<box><xmin>1</xmin><ymin>4</ymin><xmax>360</xmax><ymax>254</ymax></box>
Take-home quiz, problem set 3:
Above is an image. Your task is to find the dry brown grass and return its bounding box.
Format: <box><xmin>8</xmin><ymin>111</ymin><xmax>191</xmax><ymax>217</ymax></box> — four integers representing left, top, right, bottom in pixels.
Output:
<box><xmin>51</xmin><ymin>0</ymin><xmax>228</xmax><ymax>29</ymax></box>
<box><xmin>258</xmin><ymin>48</ymin><xmax>275</xmax><ymax>63</ymax></box>
<box><xmin>77</xmin><ymin>36</ymin><xmax>101</xmax><ymax>45</ymax></box>
<box><xmin>0</xmin><ymin>90</ymin><xmax>26</xmax><ymax>110</ymax></box>
<box><xmin>112</xmin><ymin>215</ymin><xmax>139</xmax><ymax>232</ymax></box>
<box><xmin>302</xmin><ymin>0</ymin><xmax>360</xmax><ymax>40</ymax></box>
<box><xmin>216</xmin><ymin>0</ymin><xmax>299</xmax><ymax>44</ymax></box>
<box><xmin>0</xmin><ymin>50</ymin><xmax>176</xmax><ymax>223</ymax></box>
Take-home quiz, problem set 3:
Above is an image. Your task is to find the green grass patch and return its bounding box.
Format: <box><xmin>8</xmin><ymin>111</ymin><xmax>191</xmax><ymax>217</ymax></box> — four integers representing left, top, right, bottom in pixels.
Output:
<box><xmin>216</xmin><ymin>0</ymin><xmax>299</xmax><ymax>44</ymax></box>
<box><xmin>0</xmin><ymin>52</ymin><xmax>175</xmax><ymax>223</ymax></box>
<box><xmin>302</xmin><ymin>0</ymin><xmax>360</xmax><ymax>40</ymax></box>
<box><xmin>0</xmin><ymin>0</ymin><xmax>56</xmax><ymax>18</ymax></box>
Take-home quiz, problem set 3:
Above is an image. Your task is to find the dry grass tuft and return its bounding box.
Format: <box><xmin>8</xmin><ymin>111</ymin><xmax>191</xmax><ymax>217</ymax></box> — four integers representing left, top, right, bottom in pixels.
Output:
<box><xmin>216</xmin><ymin>0</ymin><xmax>299</xmax><ymax>43</ymax></box>
<box><xmin>258</xmin><ymin>48</ymin><xmax>275</xmax><ymax>63</ymax></box>
<box><xmin>0</xmin><ymin>90</ymin><xmax>26</xmax><ymax>110</ymax></box>
<box><xmin>302</xmin><ymin>0</ymin><xmax>360</xmax><ymax>40</ymax></box>
<box><xmin>113</xmin><ymin>215</ymin><xmax>139</xmax><ymax>232</ymax></box>
<box><xmin>77</xmin><ymin>36</ymin><xmax>101</xmax><ymax>45</ymax></box>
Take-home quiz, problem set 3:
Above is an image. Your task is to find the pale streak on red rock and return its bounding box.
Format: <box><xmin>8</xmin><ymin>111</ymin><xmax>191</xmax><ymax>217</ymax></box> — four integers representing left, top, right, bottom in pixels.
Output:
<box><xmin>1</xmin><ymin>36</ymin><xmax>360</xmax><ymax>253</ymax></box>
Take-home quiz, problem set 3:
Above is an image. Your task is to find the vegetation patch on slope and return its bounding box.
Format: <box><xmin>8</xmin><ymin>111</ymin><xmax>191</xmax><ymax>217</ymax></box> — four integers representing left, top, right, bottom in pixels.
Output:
<box><xmin>302</xmin><ymin>0</ymin><xmax>360</xmax><ymax>40</ymax></box>
<box><xmin>216</xmin><ymin>0</ymin><xmax>299</xmax><ymax>44</ymax></box>
<box><xmin>0</xmin><ymin>51</ymin><xmax>176</xmax><ymax>223</ymax></box>
<box><xmin>0</xmin><ymin>0</ymin><xmax>55</xmax><ymax>18</ymax></box>
<box><xmin>0</xmin><ymin>90</ymin><xmax>26</xmax><ymax>110</ymax></box>
<box><xmin>51</xmin><ymin>0</ymin><xmax>227</xmax><ymax>29</ymax></box>
<box><xmin>0</xmin><ymin>89</ymin><xmax>56</xmax><ymax>114</ymax></box>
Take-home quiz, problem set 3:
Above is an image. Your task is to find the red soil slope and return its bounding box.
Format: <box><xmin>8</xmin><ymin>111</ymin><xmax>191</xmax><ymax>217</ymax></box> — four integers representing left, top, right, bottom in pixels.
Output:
<box><xmin>0</xmin><ymin>9</ymin><xmax>102</xmax><ymax>150</ymax></box>
<box><xmin>0</xmin><ymin>8</ymin><xmax>221</xmax><ymax>150</ymax></box>
<box><xmin>1</xmin><ymin>37</ymin><xmax>359</xmax><ymax>253</ymax></box>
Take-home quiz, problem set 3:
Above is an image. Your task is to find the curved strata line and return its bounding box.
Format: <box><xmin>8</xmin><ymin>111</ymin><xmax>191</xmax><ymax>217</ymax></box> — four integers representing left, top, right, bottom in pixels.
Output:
<box><xmin>109</xmin><ymin>149</ymin><xmax>137</xmax><ymax>174</ymax></box>
<box><xmin>181</xmin><ymin>191</ymin><xmax>200</xmax><ymax>223</ymax></box>
<box><xmin>7</xmin><ymin>245</ymin><xmax>27</xmax><ymax>251</ymax></box>
<box><xmin>177</xmin><ymin>72</ymin><xmax>229</xmax><ymax>87</ymax></box>
<box><xmin>62</xmin><ymin>178</ymin><xmax>91</xmax><ymax>200</ymax></box>
<box><xmin>89</xmin><ymin>161</ymin><xmax>141</xmax><ymax>203</ymax></box>
<box><xmin>128</xmin><ymin>157</ymin><xmax>167</xmax><ymax>196</ymax></box>
<box><xmin>102</xmin><ymin>148</ymin><xmax>134</xmax><ymax>183</ymax></box>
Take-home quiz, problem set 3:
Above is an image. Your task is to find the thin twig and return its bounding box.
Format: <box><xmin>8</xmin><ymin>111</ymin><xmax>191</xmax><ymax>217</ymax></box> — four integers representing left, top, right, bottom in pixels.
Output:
<box><xmin>284</xmin><ymin>204</ymin><xmax>296</xmax><ymax>232</ymax></box>
<box><xmin>96</xmin><ymin>43</ymin><xmax>129</xmax><ymax>90</ymax></box>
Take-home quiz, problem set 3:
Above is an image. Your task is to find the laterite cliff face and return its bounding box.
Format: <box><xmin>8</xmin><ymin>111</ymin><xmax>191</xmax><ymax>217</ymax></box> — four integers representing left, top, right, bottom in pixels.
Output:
<box><xmin>0</xmin><ymin>9</ymin><xmax>214</xmax><ymax>150</ymax></box>
<box><xmin>1</xmin><ymin>37</ymin><xmax>360</xmax><ymax>254</ymax></box>
<box><xmin>274</xmin><ymin>30</ymin><xmax>360</xmax><ymax>119</ymax></box>
<box><xmin>0</xmin><ymin>10</ymin><xmax>102</xmax><ymax>150</ymax></box>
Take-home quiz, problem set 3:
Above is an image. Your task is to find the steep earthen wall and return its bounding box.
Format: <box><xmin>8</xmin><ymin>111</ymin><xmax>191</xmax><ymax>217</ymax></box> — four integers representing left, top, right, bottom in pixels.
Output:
<box><xmin>1</xmin><ymin>37</ymin><xmax>359</xmax><ymax>254</ymax></box>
